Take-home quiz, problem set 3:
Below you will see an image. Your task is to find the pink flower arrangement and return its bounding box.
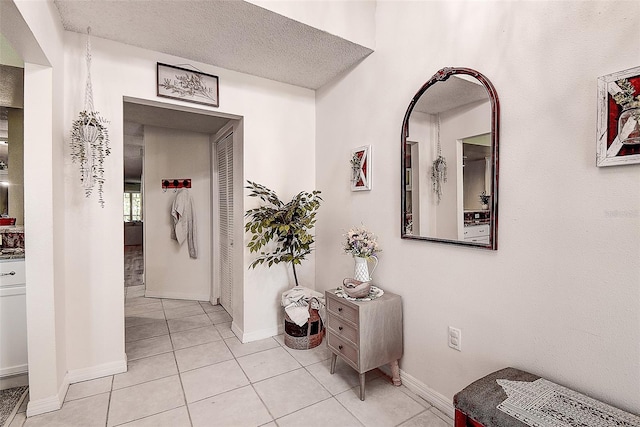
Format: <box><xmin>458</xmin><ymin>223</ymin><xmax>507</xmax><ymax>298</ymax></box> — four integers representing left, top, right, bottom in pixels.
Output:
<box><xmin>343</xmin><ymin>226</ymin><xmax>381</xmax><ymax>258</ymax></box>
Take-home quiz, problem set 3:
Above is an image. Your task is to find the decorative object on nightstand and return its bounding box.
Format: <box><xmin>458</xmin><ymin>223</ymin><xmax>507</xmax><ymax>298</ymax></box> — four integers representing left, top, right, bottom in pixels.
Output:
<box><xmin>325</xmin><ymin>288</ymin><xmax>403</xmax><ymax>401</ymax></box>
<box><xmin>343</xmin><ymin>226</ymin><xmax>381</xmax><ymax>282</ymax></box>
<box><xmin>341</xmin><ymin>278</ymin><xmax>371</xmax><ymax>299</ymax></box>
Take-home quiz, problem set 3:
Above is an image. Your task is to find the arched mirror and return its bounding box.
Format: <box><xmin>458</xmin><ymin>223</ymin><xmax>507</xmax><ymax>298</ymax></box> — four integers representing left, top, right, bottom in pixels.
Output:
<box><xmin>401</xmin><ymin>67</ymin><xmax>499</xmax><ymax>249</ymax></box>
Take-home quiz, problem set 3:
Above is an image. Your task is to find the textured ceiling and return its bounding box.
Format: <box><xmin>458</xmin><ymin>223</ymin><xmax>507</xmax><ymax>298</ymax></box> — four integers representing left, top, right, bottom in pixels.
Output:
<box><xmin>53</xmin><ymin>0</ymin><xmax>373</xmax><ymax>90</ymax></box>
<box><xmin>124</xmin><ymin>102</ymin><xmax>231</xmax><ymax>136</ymax></box>
<box><xmin>414</xmin><ymin>76</ymin><xmax>489</xmax><ymax>115</ymax></box>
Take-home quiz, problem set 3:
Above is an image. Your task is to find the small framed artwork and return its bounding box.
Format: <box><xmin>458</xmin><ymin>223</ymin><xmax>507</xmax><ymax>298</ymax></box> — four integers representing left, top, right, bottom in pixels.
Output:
<box><xmin>405</xmin><ymin>168</ymin><xmax>412</xmax><ymax>191</ymax></box>
<box><xmin>596</xmin><ymin>66</ymin><xmax>640</xmax><ymax>167</ymax></box>
<box><xmin>157</xmin><ymin>63</ymin><xmax>219</xmax><ymax>108</ymax></box>
<box><xmin>350</xmin><ymin>145</ymin><xmax>372</xmax><ymax>191</ymax></box>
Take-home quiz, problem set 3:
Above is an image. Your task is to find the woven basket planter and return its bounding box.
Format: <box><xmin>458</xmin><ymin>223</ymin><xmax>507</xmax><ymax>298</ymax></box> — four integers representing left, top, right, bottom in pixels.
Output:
<box><xmin>284</xmin><ymin>307</ymin><xmax>324</xmax><ymax>350</ymax></box>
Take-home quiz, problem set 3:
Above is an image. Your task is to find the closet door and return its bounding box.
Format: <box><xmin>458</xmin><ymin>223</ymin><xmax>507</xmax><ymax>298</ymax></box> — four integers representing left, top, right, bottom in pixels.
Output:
<box><xmin>217</xmin><ymin>133</ymin><xmax>233</xmax><ymax>315</ymax></box>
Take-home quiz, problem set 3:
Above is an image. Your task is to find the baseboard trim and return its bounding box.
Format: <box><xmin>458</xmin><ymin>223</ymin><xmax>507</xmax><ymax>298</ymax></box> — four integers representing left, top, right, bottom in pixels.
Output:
<box><xmin>66</xmin><ymin>357</ymin><xmax>127</xmax><ymax>384</ymax></box>
<box><xmin>27</xmin><ymin>357</ymin><xmax>128</xmax><ymax>417</ymax></box>
<box><xmin>26</xmin><ymin>373</ymin><xmax>69</xmax><ymax>417</ymax></box>
<box><xmin>399</xmin><ymin>369</ymin><xmax>455</xmax><ymax>419</ymax></box>
<box><xmin>236</xmin><ymin>323</ymin><xmax>282</xmax><ymax>343</ymax></box>
<box><xmin>230</xmin><ymin>321</ymin><xmax>243</xmax><ymax>340</ymax></box>
<box><xmin>0</xmin><ymin>363</ymin><xmax>28</xmax><ymax>378</ymax></box>
<box><xmin>144</xmin><ymin>289</ymin><xmax>209</xmax><ymax>301</ymax></box>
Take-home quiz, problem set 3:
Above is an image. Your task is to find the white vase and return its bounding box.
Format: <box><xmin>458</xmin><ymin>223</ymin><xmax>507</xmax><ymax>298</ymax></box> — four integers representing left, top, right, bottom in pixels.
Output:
<box><xmin>353</xmin><ymin>255</ymin><xmax>378</xmax><ymax>282</ymax></box>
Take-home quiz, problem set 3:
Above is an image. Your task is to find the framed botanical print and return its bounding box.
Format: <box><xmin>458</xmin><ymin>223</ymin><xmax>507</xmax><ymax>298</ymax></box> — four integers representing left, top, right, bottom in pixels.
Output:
<box><xmin>596</xmin><ymin>66</ymin><xmax>640</xmax><ymax>167</ymax></box>
<box><xmin>350</xmin><ymin>145</ymin><xmax>372</xmax><ymax>191</ymax></box>
<box><xmin>157</xmin><ymin>63</ymin><xmax>219</xmax><ymax>108</ymax></box>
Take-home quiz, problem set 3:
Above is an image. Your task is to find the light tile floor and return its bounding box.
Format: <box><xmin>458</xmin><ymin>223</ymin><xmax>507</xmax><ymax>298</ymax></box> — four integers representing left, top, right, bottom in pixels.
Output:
<box><xmin>15</xmin><ymin>293</ymin><xmax>453</xmax><ymax>427</ymax></box>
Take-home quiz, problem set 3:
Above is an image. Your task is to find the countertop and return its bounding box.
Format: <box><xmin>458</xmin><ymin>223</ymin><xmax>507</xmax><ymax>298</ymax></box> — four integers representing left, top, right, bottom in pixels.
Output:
<box><xmin>464</xmin><ymin>221</ymin><xmax>490</xmax><ymax>227</ymax></box>
<box><xmin>0</xmin><ymin>249</ymin><xmax>25</xmax><ymax>260</ymax></box>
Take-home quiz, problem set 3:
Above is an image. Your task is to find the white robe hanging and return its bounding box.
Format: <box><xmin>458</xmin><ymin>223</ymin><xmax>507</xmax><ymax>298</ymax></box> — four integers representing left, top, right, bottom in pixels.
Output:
<box><xmin>171</xmin><ymin>188</ymin><xmax>198</xmax><ymax>259</ymax></box>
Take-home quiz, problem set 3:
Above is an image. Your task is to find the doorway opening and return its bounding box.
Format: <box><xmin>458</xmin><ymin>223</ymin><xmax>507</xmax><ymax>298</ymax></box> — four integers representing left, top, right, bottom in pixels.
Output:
<box><xmin>122</xmin><ymin>98</ymin><xmax>242</xmax><ymax>321</ymax></box>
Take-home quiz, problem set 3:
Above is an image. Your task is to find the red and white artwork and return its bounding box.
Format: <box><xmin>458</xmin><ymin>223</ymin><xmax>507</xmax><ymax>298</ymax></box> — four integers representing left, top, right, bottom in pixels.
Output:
<box><xmin>597</xmin><ymin>66</ymin><xmax>640</xmax><ymax>167</ymax></box>
<box><xmin>350</xmin><ymin>145</ymin><xmax>372</xmax><ymax>191</ymax></box>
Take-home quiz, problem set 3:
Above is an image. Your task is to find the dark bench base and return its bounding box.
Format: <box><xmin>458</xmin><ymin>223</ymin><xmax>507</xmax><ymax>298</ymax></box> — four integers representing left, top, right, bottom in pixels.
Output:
<box><xmin>455</xmin><ymin>409</ymin><xmax>485</xmax><ymax>427</ymax></box>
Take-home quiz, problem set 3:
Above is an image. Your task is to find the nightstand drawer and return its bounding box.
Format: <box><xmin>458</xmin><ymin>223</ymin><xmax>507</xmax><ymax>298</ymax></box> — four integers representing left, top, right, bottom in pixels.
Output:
<box><xmin>327</xmin><ymin>316</ymin><xmax>358</xmax><ymax>344</ymax></box>
<box><xmin>327</xmin><ymin>332</ymin><xmax>358</xmax><ymax>368</ymax></box>
<box><xmin>327</xmin><ymin>296</ymin><xmax>358</xmax><ymax>324</ymax></box>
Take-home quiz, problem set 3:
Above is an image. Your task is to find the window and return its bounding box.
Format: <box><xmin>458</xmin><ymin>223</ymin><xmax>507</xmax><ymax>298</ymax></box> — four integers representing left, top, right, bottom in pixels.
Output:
<box><xmin>123</xmin><ymin>192</ymin><xmax>142</xmax><ymax>222</ymax></box>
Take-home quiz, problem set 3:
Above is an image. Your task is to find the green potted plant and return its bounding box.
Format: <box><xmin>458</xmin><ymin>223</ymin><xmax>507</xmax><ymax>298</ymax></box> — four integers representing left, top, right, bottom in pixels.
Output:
<box><xmin>245</xmin><ymin>181</ymin><xmax>324</xmax><ymax>349</ymax></box>
<box><xmin>244</xmin><ymin>180</ymin><xmax>322</xmax><ymax>287</ymax></box>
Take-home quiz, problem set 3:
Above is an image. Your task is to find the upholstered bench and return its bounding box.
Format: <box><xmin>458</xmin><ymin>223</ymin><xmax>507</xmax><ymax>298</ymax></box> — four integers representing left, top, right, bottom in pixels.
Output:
<box><xmin>453</xmin><ymin>367</ymin><xmax>640</xmax><ymax>427</ymax></box>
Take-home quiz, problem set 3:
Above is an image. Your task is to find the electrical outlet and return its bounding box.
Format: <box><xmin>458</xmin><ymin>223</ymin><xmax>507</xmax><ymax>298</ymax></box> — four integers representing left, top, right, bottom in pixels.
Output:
<box><xmin>448</xmin><ymin>326</ymin><xmax>461</xmax><ymax>351</ymax></box>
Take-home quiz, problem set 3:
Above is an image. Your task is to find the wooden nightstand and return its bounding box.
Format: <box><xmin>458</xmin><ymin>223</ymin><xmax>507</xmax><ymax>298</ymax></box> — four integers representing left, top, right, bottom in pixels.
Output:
<box><xmin>325</xmin><ymin>288</ymin><xmax>403</xmax><ymax>400</ymax></box>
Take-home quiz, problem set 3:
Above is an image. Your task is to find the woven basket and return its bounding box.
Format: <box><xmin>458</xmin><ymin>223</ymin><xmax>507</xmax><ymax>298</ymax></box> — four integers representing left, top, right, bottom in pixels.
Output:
<box><xmin>284</xmin><ymin>306</ymin><xmax>324</xmax><ymax>350</ymax></box>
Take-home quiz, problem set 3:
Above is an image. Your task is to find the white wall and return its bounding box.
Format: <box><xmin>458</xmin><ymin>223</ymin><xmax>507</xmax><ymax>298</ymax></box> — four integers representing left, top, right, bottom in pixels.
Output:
<box><xmin>247</xmin><ymin>0</ymin><xmax>376</xmax><ymax>49</ymax></box>
<box><xmin>62</xmin><ymin>31</ymin><xmax>315</xmax><ymax>366</ymax></box>
<box><xmin>0</xmin><ymin>34</ymin><xmax>24</xmax><ymax>68</ymax></box>
<box><xmin>144</xmin><ymin>126</ymin><xmax>211</xmax><ymax>301</ymax></box>
<box><xmin>316</xmin><ymin>0</ymin><xmax>640</xmax><ymax>415</ymax></box>
<box><xmin>9</xmin><ymin>0</ymin><xmax>69</xmax><ymax>416</ymax></box>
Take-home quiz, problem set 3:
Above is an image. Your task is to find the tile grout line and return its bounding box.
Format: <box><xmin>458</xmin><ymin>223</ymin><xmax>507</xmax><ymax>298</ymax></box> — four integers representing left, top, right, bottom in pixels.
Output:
<box><xmin>230</xmin><ymin>333</ymin><xmax>279</xmax><ymax>425</ymax></box>
<box><xmin>104</xmin><ymin>375</ymin><xmax>114</xmax><ymax>427</ymax></box>
<box><xmin>174</xmin><ymin>344</ymin><xmax>195</xmax><ymax>427</ymax></box>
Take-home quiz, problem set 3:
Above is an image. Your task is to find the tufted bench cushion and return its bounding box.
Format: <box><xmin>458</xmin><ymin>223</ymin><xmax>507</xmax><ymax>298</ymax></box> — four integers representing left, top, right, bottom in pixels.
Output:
<box><xmin>453</xmin><ymin>367</ymin><xmax>640</xmax><ymax>427</ymax></box>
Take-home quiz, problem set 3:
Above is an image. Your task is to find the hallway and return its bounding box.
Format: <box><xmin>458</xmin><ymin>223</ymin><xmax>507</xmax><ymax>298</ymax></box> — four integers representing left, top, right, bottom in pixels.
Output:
<box><xmin>11</xmin><ymin>294</ymin><xmax>452</xmax><ymax>426</ymax></box>
<box><xmin>124</xmin><ymin>245</ymin><xmax>143</xmax><ymax>288</ymax></box>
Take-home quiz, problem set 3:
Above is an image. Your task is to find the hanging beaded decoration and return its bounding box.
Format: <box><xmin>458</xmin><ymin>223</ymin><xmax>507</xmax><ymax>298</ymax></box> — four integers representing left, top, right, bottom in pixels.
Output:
<box><xmin>431</xmin><ymin>115</ymin><xmax>447</xmax><ymax>204</ymax></box>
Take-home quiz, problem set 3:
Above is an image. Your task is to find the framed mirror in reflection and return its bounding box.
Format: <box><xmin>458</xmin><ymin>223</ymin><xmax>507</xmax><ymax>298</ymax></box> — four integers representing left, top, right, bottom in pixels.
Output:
<box><xmin>401</xmin><ymin>67</ymin><xmax>499</xmax><ymax>250</ymax></box>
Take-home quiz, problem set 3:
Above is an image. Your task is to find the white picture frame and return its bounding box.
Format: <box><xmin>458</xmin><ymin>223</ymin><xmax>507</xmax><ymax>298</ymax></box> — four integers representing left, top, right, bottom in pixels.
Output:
<box><xmin>596</xmin><ymin>66</ymin><xmax>640</xmax><ymax>167</ymax></box>
<box><xmin>350</xmin><ymin>145</ymin><xmax>372</xmax><ymax>191</ymax></box>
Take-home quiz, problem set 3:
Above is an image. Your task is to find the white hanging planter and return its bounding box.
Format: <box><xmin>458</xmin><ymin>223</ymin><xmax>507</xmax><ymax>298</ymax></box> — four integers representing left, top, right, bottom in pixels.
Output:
<box><xmin>69</xmin><ymin>27</ymin><xmax>111</xmax><ymax>207</ymax></box>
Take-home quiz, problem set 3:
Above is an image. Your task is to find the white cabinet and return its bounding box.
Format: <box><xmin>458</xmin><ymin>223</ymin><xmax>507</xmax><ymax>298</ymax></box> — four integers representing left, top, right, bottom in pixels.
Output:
<box><xmin>0</xmin><ymin>259</ymin><xmax>27</xmax><ymax>378</ymax></box>
<box><xmin>463</xmin><ymin>224</ymin><xmax>490</xmax><ymax>244</ymax></box>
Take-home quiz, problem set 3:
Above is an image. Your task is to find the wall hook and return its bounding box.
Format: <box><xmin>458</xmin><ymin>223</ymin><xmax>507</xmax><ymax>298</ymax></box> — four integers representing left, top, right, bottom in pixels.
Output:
<box><xmin>162</xmin><ymin>178</ymin><xmax>192</xmax><ymax>192</ymax></box>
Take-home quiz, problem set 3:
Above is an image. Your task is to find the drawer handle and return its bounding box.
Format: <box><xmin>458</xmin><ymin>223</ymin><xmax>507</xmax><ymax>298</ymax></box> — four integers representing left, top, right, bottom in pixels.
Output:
<box><xmin>338</xmin><ymin>307</ymin><xmax>343</xmax><ymax>312</ymax></box>
<box><xmin>338</xmin><ymin>345</ymin><xmax>343</xmax><ymax>350</ymax></box>
<box><xmin>1</xmin><ymin>271</ymin><xmax>16</xmax><ymax>276</ymax></box>
<box><xmin>338</xmin><ymin>326</ymin><xmax>343</xmax><ymax>331</ymax></box>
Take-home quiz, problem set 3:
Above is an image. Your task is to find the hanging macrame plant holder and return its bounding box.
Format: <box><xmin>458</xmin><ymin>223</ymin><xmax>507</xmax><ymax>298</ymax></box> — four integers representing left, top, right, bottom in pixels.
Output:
<box><xmin>431</xmin><ymin>116</ymin><xmax>447</xmax><ymax>204</ymax></box>
<box><xmin>70</xmin><ymin>27</ymin><xmax>110</xmax><ymax>207</ymax></box>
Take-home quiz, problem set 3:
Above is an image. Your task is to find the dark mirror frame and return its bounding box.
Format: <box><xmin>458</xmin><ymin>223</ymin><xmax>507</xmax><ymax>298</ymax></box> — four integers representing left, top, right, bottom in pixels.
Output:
<box><xmin>401</xmin><ymin>67</ymin><xmax>500</xmax><ymax>250</ymax></box>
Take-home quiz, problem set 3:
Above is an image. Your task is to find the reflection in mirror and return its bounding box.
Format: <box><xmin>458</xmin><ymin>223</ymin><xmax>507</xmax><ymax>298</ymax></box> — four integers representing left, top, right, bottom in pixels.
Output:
<box><xmin>401</xmin><ymin>68</ymin><xmax>499</xmax><ymax>249</ymax></box>
<box><xmin>0</xmin><ymin>107</ymin><xmax>24</xmax><ymax>225</ymax></box>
